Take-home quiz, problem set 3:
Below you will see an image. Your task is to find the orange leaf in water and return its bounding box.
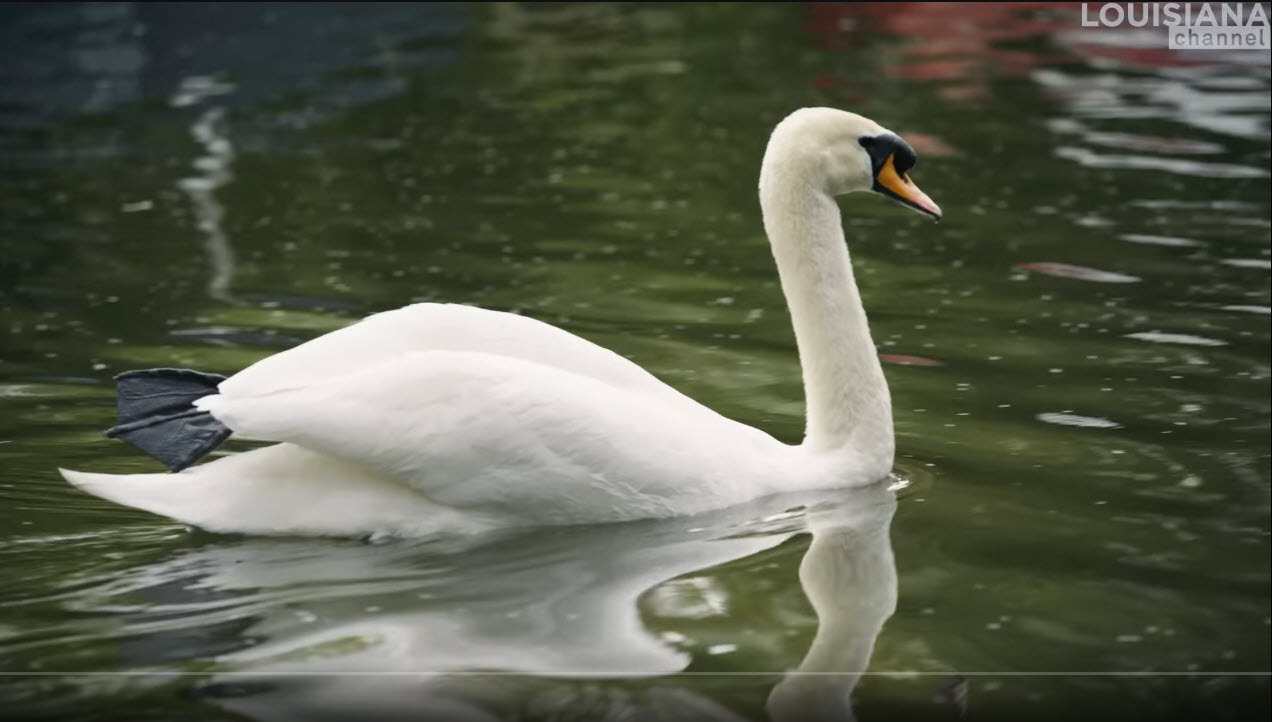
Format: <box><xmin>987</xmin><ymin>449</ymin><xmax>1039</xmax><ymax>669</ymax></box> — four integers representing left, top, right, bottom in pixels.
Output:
<box><xmin>879</xmin><ymin>353</ymin><xmax>942</xmax><ymax>367</ymax></box>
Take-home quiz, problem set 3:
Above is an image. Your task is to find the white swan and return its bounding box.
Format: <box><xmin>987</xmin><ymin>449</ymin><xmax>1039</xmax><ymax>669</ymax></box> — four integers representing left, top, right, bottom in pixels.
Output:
<box><xmin>59</xmin><ymin>107</ymin><xmax>941</xmax><ymax>538</ymax></box>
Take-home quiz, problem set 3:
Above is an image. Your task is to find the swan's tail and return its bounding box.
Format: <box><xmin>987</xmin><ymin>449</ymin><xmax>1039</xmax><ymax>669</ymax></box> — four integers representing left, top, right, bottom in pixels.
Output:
<box><xmin>60</xmin><ymin>444</ymin><xmax>486</xmax><ymax>538</ymax></box>
<box><xmin>105</xmin><ymin>368</ymin><xmax>231</xmax><ymax>472</ymax></box>
<box><xmin>59</xmin><ymin>467</ymin><xmax>206</xmax><ymax>523</ymax></box>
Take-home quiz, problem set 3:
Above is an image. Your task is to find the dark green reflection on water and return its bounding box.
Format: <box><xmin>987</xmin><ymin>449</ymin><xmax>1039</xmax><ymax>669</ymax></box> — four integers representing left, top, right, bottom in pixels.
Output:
<box><xmin>1</xmin><ymin>3</ymin><xmax>1268</xmax><ymax>721</ymax></box>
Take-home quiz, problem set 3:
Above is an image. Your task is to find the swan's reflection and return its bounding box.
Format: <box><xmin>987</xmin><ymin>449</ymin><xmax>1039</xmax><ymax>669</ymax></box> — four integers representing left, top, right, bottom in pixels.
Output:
<box><xmin>119</xmin><ymin>483</ymin><xmax>896</xmax><ymax>721</ymax></box>
<box><xmin>766</xmin><ymin>487</ymin><xmax>898</xmax><ymax>722</ymax></box>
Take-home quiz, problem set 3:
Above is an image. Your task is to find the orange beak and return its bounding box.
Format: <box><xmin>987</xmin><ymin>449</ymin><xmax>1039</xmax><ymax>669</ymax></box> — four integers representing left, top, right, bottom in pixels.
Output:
<box><xmin>875</xmin><ymin>154</ymin><xmax>942</xmax><ymax>221</ymax></box>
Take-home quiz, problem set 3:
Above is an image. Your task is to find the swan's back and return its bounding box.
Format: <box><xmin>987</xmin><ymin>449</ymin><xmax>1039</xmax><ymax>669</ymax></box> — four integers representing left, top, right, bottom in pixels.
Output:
<box><xmin>220</xmin><ymin>303</ymin><xmax>686</xmax><ymax>404</ymax></box>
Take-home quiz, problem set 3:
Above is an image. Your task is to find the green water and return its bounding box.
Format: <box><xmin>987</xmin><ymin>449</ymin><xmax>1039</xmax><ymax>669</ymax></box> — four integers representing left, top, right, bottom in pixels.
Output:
<box><xmin>1</xmin><ymin>3</ymin><xmax>1269</xmax><ymax>721</ymax></box>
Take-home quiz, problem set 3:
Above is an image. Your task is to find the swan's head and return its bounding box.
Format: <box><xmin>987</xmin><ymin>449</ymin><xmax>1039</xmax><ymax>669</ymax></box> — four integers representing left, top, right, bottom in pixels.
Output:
<box><xmin>763</xmin><ymin>107</ymin><xmax>942</xmax><ymax>221</ymax></box>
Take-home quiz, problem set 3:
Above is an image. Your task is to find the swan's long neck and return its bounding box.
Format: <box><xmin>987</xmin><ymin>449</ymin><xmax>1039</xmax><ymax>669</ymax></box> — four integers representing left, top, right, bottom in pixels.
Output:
<box><xmin>759</xmin><ymin>159</ymin><xmax>893</xmax><ymax>455</ymax></box>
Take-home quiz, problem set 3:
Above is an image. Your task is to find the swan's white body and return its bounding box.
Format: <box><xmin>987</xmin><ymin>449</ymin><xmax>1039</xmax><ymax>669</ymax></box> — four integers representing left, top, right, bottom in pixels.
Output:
<box><xmin>61</xmin><ymin>108</ymin><xmax>938</xmax><ymax>538</ymax></box>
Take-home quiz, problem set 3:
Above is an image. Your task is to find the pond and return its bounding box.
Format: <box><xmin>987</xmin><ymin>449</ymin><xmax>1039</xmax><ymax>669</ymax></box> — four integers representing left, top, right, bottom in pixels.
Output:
<box><xmin>1</xmin><ymin>4</ymin><xmax>1269</xmax><ymax>721</ymax></box>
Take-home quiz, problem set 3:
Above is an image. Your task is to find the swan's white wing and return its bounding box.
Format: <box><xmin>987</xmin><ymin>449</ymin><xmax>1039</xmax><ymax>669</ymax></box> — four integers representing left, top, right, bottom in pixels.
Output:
<box><xmin>220</xmin><ymin>303</ymin><xmax>682</xmax><ymax>404</ymax></box>
<box><xmin>200</xmin><ymin>351</ymin><xmax>787</xmax><ymax>524</ymax></box>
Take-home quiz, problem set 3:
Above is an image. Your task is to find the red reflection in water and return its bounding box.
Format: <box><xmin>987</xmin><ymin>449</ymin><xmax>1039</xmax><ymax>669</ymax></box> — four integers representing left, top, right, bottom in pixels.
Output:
<box><xmin>897</xmin><ymin>131</ymin><xmax>959</xmax><ymax>157</ymax></box>
<box><xmin>806</xmin><ymin>1</ymin><xmax>1234</xmax><ymax>102</ymax></box>
<box><xmin>807</xmin><ymin>2</ymin><xmax>1073</xmax><ymax>101</ymax></box>
<box><xmin>879</xmin><ymin>353</ymin><xmax>943</xmax><ymax>367</ymax></box>
<box><xmin>1014</xmin><ymin>262</ymin><xmax>1140</xmax><ymax>283</ymax></box>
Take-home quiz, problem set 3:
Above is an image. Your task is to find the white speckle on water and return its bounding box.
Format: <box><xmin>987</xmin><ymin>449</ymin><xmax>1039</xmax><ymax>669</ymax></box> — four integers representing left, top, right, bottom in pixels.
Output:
<box><xmin>1221</xmin><ymin>258</ymin><xmax>1272</xmax><ymax>270</ymax></box>
<box><xmin>121</xmin><ymin>200</ymin><xmax>153</xmax><ymax>213</ymax></box>
<box><xmin>1126</xmin><ymin>331</ymin><xmax>1226</xmax><ymax>347</ymax></box>
<box><xmin>1119</xmin><ymin>233</ymin><xmax>1202</xmax><ymax>247</ymax></box>
<box><xmin>1037</xmin><ymin>412</ymin><xmax>1121</xmax><ymax>429</ymax></box>
<box><xmin>707</xmin><ymin>644</ymin><xmax>737</xmax><ymax>655</ymax></box>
